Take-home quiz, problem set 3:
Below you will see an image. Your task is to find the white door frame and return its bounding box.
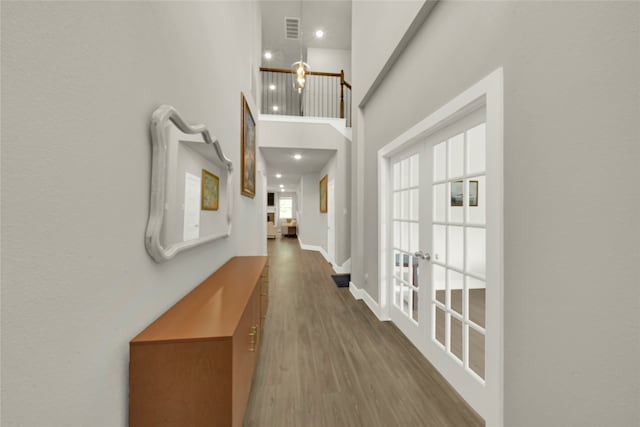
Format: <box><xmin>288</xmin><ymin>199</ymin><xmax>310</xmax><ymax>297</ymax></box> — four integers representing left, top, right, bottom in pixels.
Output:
<box><xmin>377</xmin><ymin>68</ymin><xmax>504</xmax><ymax>426</ymax></box>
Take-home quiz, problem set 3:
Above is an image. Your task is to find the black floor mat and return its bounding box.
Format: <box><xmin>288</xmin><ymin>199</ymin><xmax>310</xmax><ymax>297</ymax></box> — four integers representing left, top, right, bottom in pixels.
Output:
<box><xmin>331</xmin><ymin>274</ymin><xmax>351</xmax><ymax>288</ymax></box>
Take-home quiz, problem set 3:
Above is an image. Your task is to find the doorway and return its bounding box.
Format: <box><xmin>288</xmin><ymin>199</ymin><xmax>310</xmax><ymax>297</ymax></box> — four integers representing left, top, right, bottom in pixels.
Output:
<box><xmin>378</xmin><ymin>70</ymin><xmax>503</xmax><ymax>425</ymax></box>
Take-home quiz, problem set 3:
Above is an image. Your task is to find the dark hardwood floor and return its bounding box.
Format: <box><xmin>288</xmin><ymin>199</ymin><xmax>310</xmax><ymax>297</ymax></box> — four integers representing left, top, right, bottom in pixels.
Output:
<box><xmin>244</xmin><ymin>237</ymin><xmax>484</xmax><ymax>427</ymax></box>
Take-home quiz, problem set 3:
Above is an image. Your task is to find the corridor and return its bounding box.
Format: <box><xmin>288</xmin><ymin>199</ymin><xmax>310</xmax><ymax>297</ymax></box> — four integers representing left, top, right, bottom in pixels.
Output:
<box><xmin>244</xmin><ymin>238</ymin><xmax>484</xmax><ymax>426</ymax></box>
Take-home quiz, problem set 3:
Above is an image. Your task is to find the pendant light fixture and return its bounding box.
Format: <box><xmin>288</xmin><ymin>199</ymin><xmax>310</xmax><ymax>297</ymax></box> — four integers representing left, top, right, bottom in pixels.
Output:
<box><xmin>292</xmin><ymin>0</ymin><xmax>309</xmax><ymax>94</ymax></box>
<box><xmin>292</xmin><ymin>60</ymin><xmax>309</xmax><ymax>94</ymax></box>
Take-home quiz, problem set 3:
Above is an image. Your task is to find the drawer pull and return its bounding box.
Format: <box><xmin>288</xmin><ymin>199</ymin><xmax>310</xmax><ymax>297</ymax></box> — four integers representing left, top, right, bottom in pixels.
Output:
<box><xmin>249</xmin><ymin>325</ymin><xmax>258</xmax><ymax>352</ymax></box>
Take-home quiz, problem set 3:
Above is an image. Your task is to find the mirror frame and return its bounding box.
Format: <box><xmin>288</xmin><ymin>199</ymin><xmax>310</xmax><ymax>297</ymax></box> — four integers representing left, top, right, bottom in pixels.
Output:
<box><xmin>145</xmin><ymin>105</ymin><xmax>233</xmax><ymax>263</ymax></box>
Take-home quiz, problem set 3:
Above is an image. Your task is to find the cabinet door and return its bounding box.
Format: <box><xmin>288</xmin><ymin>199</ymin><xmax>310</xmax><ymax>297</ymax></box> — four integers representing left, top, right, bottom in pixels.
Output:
<box><xmin>260</xmin><ymin>265</ymin><xmax>269</xmax><ymax>334</ymax></box>
<box><xmin>231</xmin><ymin>287</ymin><xmax>260</xmax><ymax>427</ymax></box>
<box><xmin>130</xmin><ymin>340</ymin><xmax>233</xmax><ymax>427</ymax></box>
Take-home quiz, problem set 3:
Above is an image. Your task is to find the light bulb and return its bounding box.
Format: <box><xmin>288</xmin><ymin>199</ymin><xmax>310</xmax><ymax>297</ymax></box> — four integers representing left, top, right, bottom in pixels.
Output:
<box><xmin>315</xmin><ymin>30</ymin><xmax>324</xmax><ymax>39</ymax></box>
<box><xmin>293</xmin><ymin>154</ymin><xmax>302</xmax><ymax>160</ymax></box>
<box><xmin>275</xmin><ymin>173</ymin><xmax>282</xmax><ymax>178</ymax></box>
<box><xmin>269</xmin><ymin>84</ymin><xmax>276</xmax><ymax>90</ymax></box>
<box><xmin>272</xmin><ymin>105</ymin><xmax>279</xmax><ymax>112</ymax></box>
<box><xmin>264</xmin><ymin>51</ymin><xmax>272</xmax><ymax>59</ymax></box>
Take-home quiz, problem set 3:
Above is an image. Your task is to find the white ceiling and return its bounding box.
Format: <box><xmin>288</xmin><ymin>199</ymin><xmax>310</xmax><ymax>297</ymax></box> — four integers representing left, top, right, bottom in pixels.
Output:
<box><xmin>261</xmin><ymin>147</ymin><xmax>336</xmax><ymax>191</ymax></box>
<box><xmin>261</xmin><ymin>0</ymin><xmax>352</xmax><ymax>69</ymax></box>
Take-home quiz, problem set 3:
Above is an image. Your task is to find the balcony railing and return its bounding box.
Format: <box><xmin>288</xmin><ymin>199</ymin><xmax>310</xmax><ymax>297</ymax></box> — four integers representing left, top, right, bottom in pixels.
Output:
<box><xmin>260</xmin><ymin>67</ymin><xmax>352</xmax><ymax>127</ymax></box>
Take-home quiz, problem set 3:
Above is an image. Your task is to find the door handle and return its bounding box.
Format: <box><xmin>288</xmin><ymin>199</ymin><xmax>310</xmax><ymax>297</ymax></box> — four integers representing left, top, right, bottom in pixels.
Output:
<box><xmin>249</xmin><ymin>325</ymin><xmax>258</xmax><ymax>352</ymax></box>
<box><xmin>414</xmin><ymin>251</ymin><xmax>431</xmax><ymax>261</ymax></box>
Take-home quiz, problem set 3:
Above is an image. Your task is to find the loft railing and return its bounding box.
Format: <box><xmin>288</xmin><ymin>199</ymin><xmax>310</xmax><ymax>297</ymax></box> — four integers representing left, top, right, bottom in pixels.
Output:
<box><xmin>260</xmin><ymin>67</ymin><xmax>352</xmax><ymax>128</ymax></box>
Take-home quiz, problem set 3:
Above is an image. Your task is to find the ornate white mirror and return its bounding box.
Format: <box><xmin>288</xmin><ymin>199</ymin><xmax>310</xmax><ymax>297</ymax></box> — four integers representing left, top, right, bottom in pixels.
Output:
<box><xmin>145</xmin><ymin>105</ymin><xmax>233</xmax><ymax>263</ymax></box>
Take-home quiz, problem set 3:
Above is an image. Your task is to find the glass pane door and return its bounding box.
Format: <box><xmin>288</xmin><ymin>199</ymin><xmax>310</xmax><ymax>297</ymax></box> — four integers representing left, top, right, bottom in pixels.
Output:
<box><xmin>391</xmin><ymin>153</ymin><xmax>420</xmax><ymax>323</ymax></box>
<box><xmin>431</xmin><ymin>122</ymin><xmax>487</xmax><ymax>381</ymax></box>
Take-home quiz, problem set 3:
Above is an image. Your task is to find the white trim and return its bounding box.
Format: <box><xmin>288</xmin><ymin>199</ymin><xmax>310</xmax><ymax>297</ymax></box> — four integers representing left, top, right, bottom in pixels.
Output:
<box><xmin>359</xmin><ymin>0</ymin><xmax>439</xmax><ymax>108</ymax></box>
<box><xmin>333</xmin><ymin>258</ymin><xmax>351</xmax><ymax>274</ymax></box>
<box><xmin>298</xmin><ymin>237</ymin><xmax>351</xmax><ymax>273</ymax></box>
<box><xmin>378</xmin><ymin>152</ymin><xmax>391</xmax><ymax>320</ymax></box>
<box><xmin>297</xmin><ymin>237</ymin><xmax>331</xmax><ymax>264</ymax></box>
<box><xmin>297</xmin><ymin>237</ymin><xmax>324</xmax><ymax>253</ymax></box>
<box><xmin>145</xmin><ymin>105</ymin><xmax>233</xmax><ymax>263</ymax></box>
<box><xmin>258</xmin><ymin>114</ymin><xmax>352</xmax><ymax>141</ymax></box>
<box><xmin>349</xmin><ymin>281</ymin><xmax>363</xmax><ymax>299</ymax></box>
<box><xmin>376</xmin><ymin>68</ymin><xmax>504</xmax><ymax>427</ymax></box>
<box><xmin>349</xmin><ymin>282</ymin><xmax>390</xmax><ymax>321</ymax></box>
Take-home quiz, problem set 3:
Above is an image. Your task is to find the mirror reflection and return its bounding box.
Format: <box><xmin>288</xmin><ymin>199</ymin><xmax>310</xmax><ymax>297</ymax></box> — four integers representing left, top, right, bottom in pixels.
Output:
<box><xmin>161</xmin><ymin>124</ymin><xmax>230</xmax><ymax>249</ymax></box>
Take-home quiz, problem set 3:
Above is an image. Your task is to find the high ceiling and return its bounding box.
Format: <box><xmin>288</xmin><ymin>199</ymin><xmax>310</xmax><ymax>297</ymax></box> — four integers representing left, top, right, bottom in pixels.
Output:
<box><xmin>261</xmin><ymin>0</ymin><xmax>352</xmax><ymax>69</ymax></box>
<box><xmin>261</xmin><ymin>147</ymin><xmax>336</xmax><ymax>191</ymax></box>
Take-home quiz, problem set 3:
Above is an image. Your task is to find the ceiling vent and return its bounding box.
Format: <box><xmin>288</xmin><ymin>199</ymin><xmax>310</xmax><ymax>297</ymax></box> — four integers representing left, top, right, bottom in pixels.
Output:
<box><xmin>284</xmin><ymin>17</ymin><xmax>300</xmax><ymax>40</ymax></box>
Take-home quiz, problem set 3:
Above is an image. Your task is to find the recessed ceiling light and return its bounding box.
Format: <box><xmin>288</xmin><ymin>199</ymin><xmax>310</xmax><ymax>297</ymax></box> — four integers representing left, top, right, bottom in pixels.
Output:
<box><xmin>279</xmin><ymin>184</ymin><xmax>284</xmax><ymax>188</ymax></box>
<box><xmin>272</xmin><ymin>105</ymin><xmax>279</xmax><ymax>112</ymax></box>
<box><xmin>269</xmin><ymin>84</ymin><xmax>276</xmax><ymax>90</ymax></box>
<box><xmin>281</xmin><ymin>188</ymin><xmax>285</xmax><ymax>192</ymax></box>
<box><xmin>264</xmin><ymin>51</ymin><xmax>272</xmax><ymax>59</ymax></box>
<box><xmin>275</xmin><ymin>173</ymin><xmax>282</xmax><ymax>178</ymax></box>
<box><xmin>293</xmin><ymin>153</ymin><xmax>302</xmax><ymax>160</ymax></box>
<box><xmin>315</xmin><ymin>29</ymin><xmax>324</xmax><ymax>39</ymax></box>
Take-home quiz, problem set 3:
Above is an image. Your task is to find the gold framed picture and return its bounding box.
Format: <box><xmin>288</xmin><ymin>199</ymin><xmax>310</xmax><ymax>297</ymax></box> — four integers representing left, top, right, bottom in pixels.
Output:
<box><xmin>319</xmin><ymin>175</ymin><xmax>328</xmax><ymax>213</ymax></box>
<box><xmin>469</xmin><ymin>180</ymin><xmax>479</xmax><ymax>207</ymax></box>
<box><xmin>201</xmin><ymin>169</ymin><xmax>219</xmax><ymax>211</ymax></box>
<box><xmin>241</xmin><ymin>93</ymin><xmax>256</xmax><ymax>198</ymax></box>
<box><xmin>450</xmin><ymin>180</ymin><xmax>479</xmax><ymax>207</ymax></box>
<box><xmin>451</xmin><ymin>180</ymin><xmax>464</xmax><ymax>207</ymax></box>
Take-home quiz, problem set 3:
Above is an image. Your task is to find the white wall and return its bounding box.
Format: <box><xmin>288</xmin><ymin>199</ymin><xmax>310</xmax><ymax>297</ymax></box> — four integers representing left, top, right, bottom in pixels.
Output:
<box><xmin>350</xmin><ymin>0</ymin><xmax>425</xmax><ymax>300</ymax></box>
<box><xmin>256</xmin><ymin>150</ymin><xmax>268</xmax><ymax>254</ymax></box>
<box><xmin>351</xmin><ymin>0</ymin><xmax>423</xmax><ymax>100</ymax></box>
<box><xmin>352</xmin><ymin>1</ymin><xmax>640</xmax><ymax>426</ymax></box>
<box><xmin>259</xmin><ymin>119</ymin><xmax>351</xmax><ymax>266</ymax></box>
<box><xmin>319</xmin><ymin>153</ymin><xmax>337</xmax><ymax>253</ymax></box>
<box><xmin>307</xmin><ymin>47</ymin><xmax>352</xmax><ymax>81</ymax></box>
<box><xmin>298</xmin><ymin>173</ymin><xmax>326</xmax><ymax>248</ymax></box>
<box><xmin>1</xmin><ymin>2</ymin><xmax>264</xmax><ymax>426</ymax></box>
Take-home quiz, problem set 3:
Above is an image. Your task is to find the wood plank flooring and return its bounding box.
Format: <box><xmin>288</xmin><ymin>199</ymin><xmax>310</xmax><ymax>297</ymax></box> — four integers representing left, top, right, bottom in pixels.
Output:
<box><xmin>244</xmin><ymin>238</ymin><xmax>484</xmax><ymax>427</ymax></box>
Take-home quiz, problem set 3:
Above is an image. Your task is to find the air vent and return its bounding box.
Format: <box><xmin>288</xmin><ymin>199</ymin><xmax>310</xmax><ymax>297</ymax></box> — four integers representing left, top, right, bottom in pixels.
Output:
<box><xmin>284</xmin><ymin>17</ymin><xmax>300</xmax><ymax>40</ymax></box>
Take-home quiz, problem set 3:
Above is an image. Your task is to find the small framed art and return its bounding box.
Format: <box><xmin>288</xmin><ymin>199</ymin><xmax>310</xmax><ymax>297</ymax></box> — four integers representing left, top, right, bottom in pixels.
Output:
<box><xmin>201</xmin><ymin>169</ymin><xmax>219</xmax><ymax>211</ymax></box>
<box><xmin>320</xmin><ymin>175</ymin><xmax>328</xmax><ymax>213</ymax></box>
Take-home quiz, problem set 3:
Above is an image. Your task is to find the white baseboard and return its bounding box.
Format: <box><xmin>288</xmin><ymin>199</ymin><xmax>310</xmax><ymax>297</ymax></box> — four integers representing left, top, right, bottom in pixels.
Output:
<box><xmin>333</xmin><ymin>258</ymin><xmax>351</xmax><ymax>274</ymax></box>
<box><xmin>297</xmin><ymin>238</ymin><xmax>323</xmax><ymax>253</ymax></box>
<box><xmin>297</xmin><ymin>237</ymin><xmax>351</xmax><ymax>274</ymax></box>
<box><xmin>348</xmin><ymin>282</ymin><xmax>389</xmax><ymax>321</ymax></box>
<box><xmin>349</xmin><ymin>281</ymin><xmax>363</xmax><ymax>299</ymax></box>
<box><xmin>297</xmin><ymin>237</ymin><xmax>331</xmax><ymax>263</ymax></box>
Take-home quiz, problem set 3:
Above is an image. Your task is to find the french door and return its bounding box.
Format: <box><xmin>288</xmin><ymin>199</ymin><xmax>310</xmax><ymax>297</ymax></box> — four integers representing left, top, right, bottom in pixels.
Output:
<box><xmin>388</xmin><ymin>106</ymin><xmax>490</xmax><ymax>413</ymax></box>
<box><xmin>388</xmin><ymin>144</ymin><xmax>428</xmax><ymax>345</ymax></box>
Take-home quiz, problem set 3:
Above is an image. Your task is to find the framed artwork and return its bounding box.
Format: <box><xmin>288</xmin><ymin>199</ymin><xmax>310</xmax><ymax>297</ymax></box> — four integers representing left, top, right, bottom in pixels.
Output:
<box><xmin>319</xmin><ymin>175</ymin><xmax>328</xmax><ymax>213</ymax></box>
<box><xmin>241</xmin><ymin>93</ymin><xmax>256</xmax><ymax>198</ymax></box>
<box><xmin>469</xmin><ymin>180</ymin><xmax>479</xmax><ymax>207</ymax></box>
<box><xmin>201</xmin><ymin>169</ymin><xmax>219</xmax><ymax>211</ymax></box>
<box><xmin>451</xmin><ymin>180</ymin><xmax>464</xmax><ymax>207</ymax></box>
<box><xmin>450</xmin><ymin>180</ymin><xmax>479</xmax><ymax>207</ymax></box>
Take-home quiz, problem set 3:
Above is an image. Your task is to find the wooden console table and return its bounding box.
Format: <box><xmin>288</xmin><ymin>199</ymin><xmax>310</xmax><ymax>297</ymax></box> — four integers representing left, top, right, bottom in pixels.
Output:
<box><xmin>129</xmin><ymin>256</ymin><xmax>269</xmax><ymax>427</ymax></box>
